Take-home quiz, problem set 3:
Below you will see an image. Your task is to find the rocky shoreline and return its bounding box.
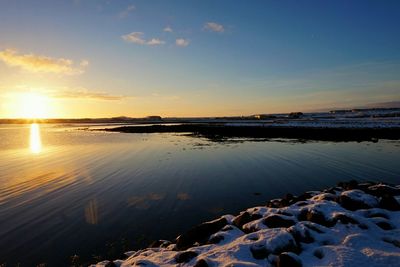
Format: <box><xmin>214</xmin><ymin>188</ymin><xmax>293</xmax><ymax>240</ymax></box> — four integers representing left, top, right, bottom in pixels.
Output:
<box><xmin>93</xmin><ymin>180</ymin><xmax>400</xmax><ymax>267</ymax></box>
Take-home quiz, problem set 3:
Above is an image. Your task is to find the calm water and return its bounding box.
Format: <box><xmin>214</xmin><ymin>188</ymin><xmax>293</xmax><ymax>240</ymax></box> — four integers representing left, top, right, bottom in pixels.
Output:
<box><xmin>0</xmin><ymin>124</ymin><xmax>399</xmax><ymax>266</ymax></box>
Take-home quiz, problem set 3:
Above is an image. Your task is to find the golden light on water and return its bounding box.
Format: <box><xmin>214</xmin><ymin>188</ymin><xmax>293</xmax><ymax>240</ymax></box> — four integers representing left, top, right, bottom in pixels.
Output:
<box><xmin>30</xmin><ymin>123</ymin><xmax>42</xmax><ymax>154</ymax></box>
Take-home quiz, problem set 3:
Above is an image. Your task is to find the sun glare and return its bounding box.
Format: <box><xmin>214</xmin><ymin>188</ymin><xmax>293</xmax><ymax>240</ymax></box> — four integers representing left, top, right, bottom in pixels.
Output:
<box><xmin>29</xmin><ymin>123</ymin><xmax>42</xmax><ymax>154</ymax></box>
<box><xmin>17</xmin><ymin>92</ymin><xmax>50</xmax><ymax>119</ymax></box>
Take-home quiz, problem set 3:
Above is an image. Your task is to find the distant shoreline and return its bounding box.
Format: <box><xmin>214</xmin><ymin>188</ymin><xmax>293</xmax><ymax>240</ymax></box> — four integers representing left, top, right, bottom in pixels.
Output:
<box><xmin>102</xmin><ymin>124</ymin><xmax>400</xmax><ymax>142</ymax></box>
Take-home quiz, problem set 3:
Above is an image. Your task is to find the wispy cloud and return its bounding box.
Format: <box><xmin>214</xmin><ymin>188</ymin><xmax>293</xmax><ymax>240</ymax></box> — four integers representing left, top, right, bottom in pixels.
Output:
<box><xmin>9</xmin><ymin>86</ymin><xmax>126</xmax><ymax>101</ymax></box>
<box><xmin>51</xmin><ymin>88</ymin><xmax>126</xmax><ymax>101</ymax></box>
<box><xmin>204</xmin><ymin>22</ymin><xmax>224</xmax><ymax>32</ymax></box>
<box><xmin>122</xmin><ymin>32</ymin><xmax>165</xmax><ymax>46</ymax></box>
<box><xmin>118</xmin><ymin>5</ymin><xmax>135</xmax><ymax>18</ymax></box>
<box><xmin>176</xmin><ymin>38</ymin><xmax>190</xmax><ymax>47</ymax></box>
<box><xmin>163</xmin><ymin>26</ymin><xmax>173</xmax><ymax>32</ymax></box>
<box><xmin>0</xmin><ymin>49</ymin><xmax>88</xmax><ymax>75</ymax></box>
<box><xmin>122</xmin><ymin>32</ymin><xmax>146</xmax><ymax>44</ymax></box>
<box><xmin>147</xmin><ymin>38</ymin><xmax>166</xmax><ymax>46</ymax></box>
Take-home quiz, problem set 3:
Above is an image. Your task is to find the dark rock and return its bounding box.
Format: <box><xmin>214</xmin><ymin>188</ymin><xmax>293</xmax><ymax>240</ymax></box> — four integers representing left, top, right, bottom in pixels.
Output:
<box><xmin>267</xmin><ymin>199</ymin><xmax>283</xmax><ymax>208</ymax></box>
<box><xmin>277</xmin><ymin>252</ymin><xmax>302</xmax><ymax>267</ymax></box>
<box><xmin>175</xmin><ymin>251</ymin><xmax>198</xmax><ymax>263</ymax></box>
<box><xmin>233</xmin><ymin>212</ymin><xmax>262</xmax><ymax>229</ymax></box>
<box><xmin>263</xmin><ymin>215</ymin><xmax>296</xmax><ymax>228</ymax></box>
<box><xmin>297</xmin><ymin>192</ymin><xmax>313</xmax><ymax>202</ymax></box>
<box><xmin>221</xmin><ymin>225</ymin><xmax>233</xmax><ymax>231</ymax></box>
<box><xmin>304</xmin><ymin>223</ymin><xmax>325</xmax><ymax>234</ymax></box>
<box><xmin>332</xmin><ymin>214</ymin><xmax>359</xmax><ymax>225</ymax></box>
<box><xmin>309</xmin><ymin>211</ymin><xmax>333</xmax><ymax>227</ymax></box>
<box><xmin>133</xmin><ymin>260</ymin><xmax>149</xmax><ymax>266</ymax></box>
<box><xmin>250</xmin><ymin>242</ymin><xmax>269</xmax><ymax>259</ymax></box>
<box><xmin>338</xmin><ymin>180</ymin><xmax>359</xmax><ymax>190</ymax></box>
<box><xmin>194</xmin><ymin>259</ymin><xmax>209</xmax><ymax>267</ymax></box>
<box><xmin>376</xmin><ymin>221</ymin><xmax>394</xmax><ymax>230</ymax></box>
<box><xmin>324</xmin><ymin>187</ymin><xmax>342</xmax><ymax>194</ymax></box>
<box><xmin>367</xmin><ymin>184</ymin><xmax>400</xmax><ymax>197</ymax></box>
<box><xmin>288</xmin><ymin>227</ymin><xmax>314</xmax><ymax>244</ymax></box>
<box><xmin>244</xmin><ymin>225</ymin><xmax>260</xmax><ymax>234</ymax></box>
<box><xmin>284</xmin><ymin>193</ymin><xmax>299</xmax><ymax>205</ymax></box>
<box><xmin>295</xmin><ymin>201</ymin><xmax>308</xmax><ymax>207</ymax></box>
<box><xmin>297</xmin><ymin>209</ymin><xmax>308</xmax><ymax>221</ymax></box>
<box><xmin>278</xmin><ymin>211</ymin><xmax>294</xmax><ymax>217</ymax></box>
<box><xmin>313</xmin><ymin>249</ymin><xmax>324</xmax><ymax>259</ymax></box>
<box><xmin>339</xmin><ymin>193</ymin><xmax>376</xmax><ymax>211</ymax></box>
<box><xmin>104</xmin><ymin>261</ymin><xmax>117</xmax><ymax>267</ymax></box>
<box><xmin>379</xmin><ymin>195</ymin><xmax>400</xmax><ymax>211</ymax></box>
<box><xmin>285</xmin><ymin>193</ymin><xmax>294</xmax><ymax>201</ymax></box>
<box><xmin>176</xmin><ymin>217</ymin><xmax>228</xmax><ymax>250</ymax></box>
<box><xmin>382</xmin><ymin>237</ymin><xmax>400</xmax><ymax>248</ymax></box>
<box><xmin>315</xmin><ymin>193</ymin><xmax>337</xmax><ymax>202</ymax></box>
<box><xmin>208</xmin><ymin>234</ymin><xmax>224</xmax><ymax>244</ymax></box>
<box><xmin>273</xmin><ymin>238</ymin><xmax>299</xmax><ymax>255</ymax></box>
<box><xmin>321</xmin><ymin>240</ymin><xmax>334</xmax><ymax>245</ymax></box>
<box><xmin>302</xmin><ymin>209</ymin><xmax>333</xmax><ymax>227</ymax></box>
<box><xmin>358</xmin><ymin>223</ymin><xmax>369</xmax><ymax>230</ymax></box>
<box><xmin>149</xmin><ymin>240</ymin><xmax>171</xmax><ymax>248</ymax></box>
<box><xmin>279</xmin><ymin>198</ymin><xmax>290</xmax><ymax>207</ymax></box>
<box><xmin>366</xmin><ymin>211</ymin><xmax>389</xmax><ymax>219</ymax></box>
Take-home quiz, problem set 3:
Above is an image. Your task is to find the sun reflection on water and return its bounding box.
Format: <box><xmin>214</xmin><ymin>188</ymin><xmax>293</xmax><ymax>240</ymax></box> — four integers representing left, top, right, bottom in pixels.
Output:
<box><xmin>30</xmin><ymin>123</ymin><xmax>42</xmax><ymax>154</ymax></box>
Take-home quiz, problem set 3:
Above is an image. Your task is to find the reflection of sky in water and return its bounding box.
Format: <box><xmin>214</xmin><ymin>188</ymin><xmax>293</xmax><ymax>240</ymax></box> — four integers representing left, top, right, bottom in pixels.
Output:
<box><xmin>0</xmin><ymin>124</ymin><xmax>399</xmax><ymax>266</ymax></box>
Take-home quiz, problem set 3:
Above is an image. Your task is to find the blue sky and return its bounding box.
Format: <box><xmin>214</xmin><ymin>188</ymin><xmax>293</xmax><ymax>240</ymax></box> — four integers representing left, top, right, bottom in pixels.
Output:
<box><xmin>0</xmin><ymin>0</ymin><xmax>399</xmax><ymax>117</ymax></box>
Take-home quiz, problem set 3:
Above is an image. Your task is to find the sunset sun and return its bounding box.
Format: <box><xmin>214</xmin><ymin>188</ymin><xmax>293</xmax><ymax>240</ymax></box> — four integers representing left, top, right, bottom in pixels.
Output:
<box><xmin>16</xmin><ymin>92</ymin><xmax>51</xmax><ymax>119</ymax></box>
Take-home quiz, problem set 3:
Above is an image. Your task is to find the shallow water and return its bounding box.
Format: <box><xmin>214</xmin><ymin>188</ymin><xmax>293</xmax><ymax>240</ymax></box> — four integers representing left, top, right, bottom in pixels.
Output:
<box><xmin>0</xmin><ymin>124</ymin><xmax>399</xmax><ymax>266</ymax></box>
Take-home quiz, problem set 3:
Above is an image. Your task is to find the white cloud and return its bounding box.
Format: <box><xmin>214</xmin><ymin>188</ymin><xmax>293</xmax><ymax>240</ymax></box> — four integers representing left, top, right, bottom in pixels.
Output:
<box><xmin>147</xmin><ymin>38</ymin><xmax>166</xmax><ymax>46</ymax></box>
<box><xmin>163</xmin><ymin>26</ymin><xmax>173</xmax><ymax>32</ymax></box>
<box><xmin>118</xmin><ymin>5</ymin><xmax>135</xmax><ymax>18</ymax></box>
<box><xmin>121</xmin><ymin>32</ymin><xmax>146</xmax><ymax>44</ymax></box>
<box><xmin>204</xmin><ymin>22</ymin><xmax>225</xmax><ymax>32</ymax></box>
<box><xmin>0</xmin><ymin>49</ymin><xmax>88</xmax><ymax>75</ymax></box>
<box><xmin>122</xmin><ymin>32</ymin><xmax>165</xmax><ymax>46</ymax></box>
<box><xmin>176</xmin><ymin>38</ymin><xmax>190</xmax><ymax>47</ymax></box>
<box><xmin>2</xmin><ymin>86</ymin><xmax>126</xmax><ymax>102</ymax></box>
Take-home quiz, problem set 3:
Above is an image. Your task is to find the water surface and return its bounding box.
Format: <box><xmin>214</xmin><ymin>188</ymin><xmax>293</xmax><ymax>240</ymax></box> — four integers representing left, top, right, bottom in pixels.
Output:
<box><xmin>0</xmin><ymin>124</ymin><xmax>399</xmax><ymax>266</ymax></box>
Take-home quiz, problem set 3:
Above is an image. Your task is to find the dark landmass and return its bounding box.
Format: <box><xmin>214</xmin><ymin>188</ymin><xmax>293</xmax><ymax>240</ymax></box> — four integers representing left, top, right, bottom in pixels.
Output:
<box><xmin>102</xmin><ymin>124</ymin><xmax>400</xmax><ymax>142</ymax></box>
<box><xmin>1</xmin><ymin>107</ymin><xmax>399</xmax><ymax>124</ymax></box>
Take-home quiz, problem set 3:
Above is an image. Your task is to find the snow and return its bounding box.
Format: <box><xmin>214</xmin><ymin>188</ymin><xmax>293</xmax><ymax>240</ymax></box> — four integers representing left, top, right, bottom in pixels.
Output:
<box><xmin>92</xmin><ymin>184</ymin><xmax>400</xmax><ymax>267</ymax></box>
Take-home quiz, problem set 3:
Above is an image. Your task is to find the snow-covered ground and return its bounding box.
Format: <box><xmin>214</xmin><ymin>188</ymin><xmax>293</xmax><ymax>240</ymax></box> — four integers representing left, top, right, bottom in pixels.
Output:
<box><xmin>223</xmin><ymin>118</ymin><xmax>400</xmax><ymax>128</ymax></box>
<box><xmin>93</xmin><ymin>181</ymin><xmax>400</xmax><ymax>267</ymax></box>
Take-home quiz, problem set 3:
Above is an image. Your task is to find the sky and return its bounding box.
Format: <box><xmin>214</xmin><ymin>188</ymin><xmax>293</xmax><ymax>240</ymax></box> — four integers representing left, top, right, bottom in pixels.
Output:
<box><xmin>0</xmin><ymin>0</ymin><xmax>399</xmax><ymax>118</ymax></box>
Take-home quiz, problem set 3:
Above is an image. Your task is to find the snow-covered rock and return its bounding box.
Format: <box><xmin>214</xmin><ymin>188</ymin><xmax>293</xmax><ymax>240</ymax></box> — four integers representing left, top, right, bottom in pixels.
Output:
<box><xmin>92</xmin><ymin>181</ymin><xmax>400</xmax><ymax>267</ymax></box>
